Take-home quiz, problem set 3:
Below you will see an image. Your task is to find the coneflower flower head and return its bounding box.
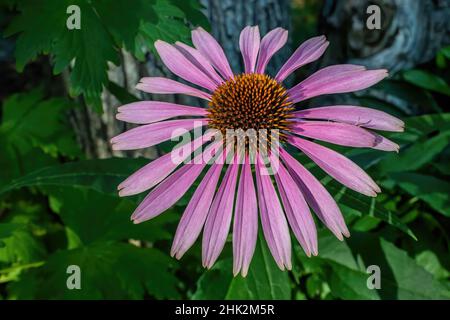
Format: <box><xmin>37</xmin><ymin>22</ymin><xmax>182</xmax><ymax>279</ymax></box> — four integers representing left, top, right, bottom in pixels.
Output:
<box><xmin>111</xmin><ymin>26</ymin><xmax>403</xmax><ymax>276</ymax></box>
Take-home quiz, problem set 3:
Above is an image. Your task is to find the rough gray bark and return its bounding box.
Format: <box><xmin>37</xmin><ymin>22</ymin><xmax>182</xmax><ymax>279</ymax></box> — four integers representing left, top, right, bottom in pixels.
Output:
<box><xmin>312</xmin><ymin>0</ymin><xmax>450</xmax><ymax>113</ymax></box>
<box><xmin>70</xmin><ymin>0</ymin><xmax>292</xmax><ymax>158</ymax></box>
<box><xmin>319</xmin><ymin>0</ymin><xmax>450</xmax><ymax>72</ymax></box>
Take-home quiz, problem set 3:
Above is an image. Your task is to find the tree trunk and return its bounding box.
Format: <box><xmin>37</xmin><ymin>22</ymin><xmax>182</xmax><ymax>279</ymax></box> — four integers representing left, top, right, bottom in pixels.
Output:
<box><xmin>314</xmin><ymin>0</ymin><xmax>450</xmax><ymax>113</ymax></box>
<box><xmin>319</xmin><ymin>0</ymin><xmax>450</xmax><ymax>71</ymax></box>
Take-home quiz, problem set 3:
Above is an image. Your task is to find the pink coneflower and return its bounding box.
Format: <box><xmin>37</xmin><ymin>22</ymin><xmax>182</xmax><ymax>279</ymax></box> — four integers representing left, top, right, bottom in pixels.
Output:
<box><xmin>111</xmin><ymin>26</ymin><xmax>403</xmax><ymax>276</ymax></box>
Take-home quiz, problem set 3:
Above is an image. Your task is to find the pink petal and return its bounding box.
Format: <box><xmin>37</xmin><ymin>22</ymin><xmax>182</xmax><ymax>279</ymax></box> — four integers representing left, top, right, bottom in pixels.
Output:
<box><xmin>255</xmin><ymin>27</ymin><xmax>288</xmax><ymax>74</ymax></box>
<box><xmin>171</xmin><ymin>162</ymin><xmax>224</xmax><ymax>259</ymax></box>
<box><xmin>239</xmin><ymin>26</ymin><xmax>260</xmax><ymax>73</ymax></box>
<box><xmin>116</xmin><ymin>101</ymin><xmax>207</xmax><ymax>124</ymax></box>
<box><xmin>288</xmin><ymin>65</ymin><xmax>388</xmax><ymax>103</ymax></box>
<box><xmin>155</xmin><ymin>40</ymin><xmax>218</xmax><ymax>91</ymax></box>
<box><xmin>110</xmin><ymin>119</ymin><xmax>208</xmax><ymax>151</ymax></box>
<box><xmin>280</xmin><ymin>148</ymin><xmax>349</xmax><ymax>240</ymax></box>
<box><xmin>288</xmin><ymin>136</ymin><xmax>381</xmax><ymax>197</ymax></box>
<box><xmin>275</xmin><ymin>35</ymin><xmax>329</xmax><ymax>82</ymax></box>
<box><xmin>202</xmin><ymin>161</ymin><xmax>239</xmax><ymax>269</ymax></box>
<box><xmin>233</xmin><ymin>154</ymin><xmax>258</xmax><ymax>277</ymax></box>
<box><xmin>118</xmin><ymin>133</ymin><xmax>213</xmax><ymax>196</ymax></box>
<box><xmin>136</xmin><ymin>77</ymin><xmax>211</xmax><ymax>100</ymax></box>
<box><xmin>294</xmin><ymin>105</ymin><xmax>404</xmax><ymax>132</ymax></box>
<box><xmin>274</xmin><ymin>161</ymin><xmax>317</xmax><ymax>256</ymax></box>
<box><xmin>192</xmin><ymin>27</ymin><xmax>234</xmax><ymax>80</ymax></box>
<box><xmin>175</xmin><ymin>42</ymin><xmax>224</xmax><ymax>85</ymax></box>
<box><xmin>291</xmin><ymin>121</ymin><xmax>377</xmax><ymax>148</ymax></box>
<box><xmin>372</xmin><ymin>133</ymin><xmax>400</xmax><ymax>152</ymax></box>
<box><xmin>131</xmin><ymin>162</ymin><xmax>206</xmax><ymax>224</ymax></box>
<box><xmin>255</xmin><ymin>154</ymin><xmax>291</xmax><ymax>270</ymax></box>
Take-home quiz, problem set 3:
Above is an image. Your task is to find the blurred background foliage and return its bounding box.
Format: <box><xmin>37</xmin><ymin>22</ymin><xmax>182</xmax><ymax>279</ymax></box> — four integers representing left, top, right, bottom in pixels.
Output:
<box><xmin>0</xmin><ymin>0</ymin><xmax>449</xmax><ymax>300</ymax></box>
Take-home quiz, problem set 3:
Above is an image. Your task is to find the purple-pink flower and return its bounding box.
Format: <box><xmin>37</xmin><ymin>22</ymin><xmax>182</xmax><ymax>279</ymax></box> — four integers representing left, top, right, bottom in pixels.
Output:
<box><xmin>111</xmin><ymin>26</ymin><xmax>403</xmax><ymax>276</ymax></box>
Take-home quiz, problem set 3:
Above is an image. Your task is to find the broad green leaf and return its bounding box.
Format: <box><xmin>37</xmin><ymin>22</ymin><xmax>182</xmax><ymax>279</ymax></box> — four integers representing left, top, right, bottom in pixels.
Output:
<box><xmin>297</xmin><ymin>232</ymin><xmax>450</xmax><ymax>299</ymax></box>
<box><xmin>403</xmin><ymin>70</ymin><xmax>450</xmax><ymax>96</ymax></box>
<box><xmin>0</xmin><ymin>158</ymin><xmax>147</xmax><ymax>196</ymax></box>
<box><xmin>389</xmin><ymin>173</ymin><xmax>450</xmax><ymax>217</ymax></box>
<box><xmin>45</xmin><ymin>187</ymin><xmax>176</xmax><ymax>245</ymax></box>
<box><xmin>193</xmin><ymin>234</ymin><xmax>291</xmax><ymax>299</ymax></box>
<box><xmin>9</xmin><ymin>243</ymin><xmax>180</xmax><ymax>299</ymax></box>
<box><xmin>415</xmin><ymin>250</ymin><xmax>450</xmax><ymax>280</ymax></box>
<box><xmin>378</xmin><ymin>239</ymin><xmax>449</xmax><ymax>299</ymax></box>
<box><xmin>0</xmin><ymin>91</ymin><xmax>80</xmax><ymax>184</ymax></box>
<box><xmin>376</xmin><ymin>131</ymin><xmax>450</xmax><ymax>175</ymax></box>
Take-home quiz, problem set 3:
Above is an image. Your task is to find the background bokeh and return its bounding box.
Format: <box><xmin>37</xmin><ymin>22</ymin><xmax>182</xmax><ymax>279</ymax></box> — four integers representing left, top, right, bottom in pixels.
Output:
<box><xmin>0</xmin><ymin>0</ymin><xmax>449</xmax><ymax>299</ymax></box>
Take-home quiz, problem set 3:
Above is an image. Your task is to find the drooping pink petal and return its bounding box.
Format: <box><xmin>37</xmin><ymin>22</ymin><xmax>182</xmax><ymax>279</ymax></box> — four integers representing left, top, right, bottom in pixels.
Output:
<box><xmin>233</xmin><ymin>154</ymin><xmax>258</xmax><ymax>277</ymax></box>
<box><xmin>287</xmin><ymin>136</ymin><xmax>381</xmax><ymax>197</ymax></box>
<box><xmin>118</xmin><ymin>132</ymin><xmax>213</xmax><ymax>196</ymax></box>
<box><xmin>136</xmin><ymin>77</ymin><xmax>211</xmax><ymax>100</ymax></box>
<box><xmin>294</xmin><ymin>105</ymin><xmax>404</xmax><ymax>132</ymax></box>
<box><xmin>171</xmin><ymin>162</ymin><xmax>224</xmax><ymax>259</ymax></box>
<box><xmin>372</xmin><ymin>133</ymin><xmax>400</xmax><ymax>152</ymax></box>
<box><xmin>291</xmin><ymin>121</ymin><xmax>377</xmax><ymax>148</ymax></box>
<box><xmin>288</xmin><ymin>65</ymin><xmax>388</xmax><ymax>103</ymax></box>
<box><xmin>192</xmin><ymin>27</ymin><xmax>234</xmax><ymax>80</ymax></box>
<box><xmin>255</xmin><ymin>27</ymin><xmax>288</xmax><ymax>74</ymax></box>
<box><xmin>275</xmin><ymin>35</ymin><xmax>329</xmax><ymax>82</ymax></box>
<box><xmin>280</xmin><ymin>148</ymin><xmax>349</xmax><ymax>239</ymax></box>
<box><xmin>239</xmin><ymin>26</ymin><xmax>260</xmax><ymax>73</ymax></box>
<box><xmin>131</xmin><ymin>162</ymin><xmax>206</xmax><ymax>224</ymax></box>
<box><xmin>274</xmin><ymin>160</ymin><xmax>317</xmax><ymax>256</ymax></box>
<box><xmin>131</xmin><ymin>142</ymin><xmax>221</xmax><ymax>223</ymax></box>
<box><xmin>175</xmin><ymin>42</ymin><xmax>224</xmax><ymax>85</ymax></box>
<box><xmin>202</xmin><ymin>160</ymin><xmax>239</xmax><ymax>269</ymax></box>
<box><xmin>110</xmin><ymin>119</ymin><xmax>207</xmax><ymax>151</ymax></box>
<box><xmin>155</xmin><ymin>40</ymin><xmax>218</xmax><ymax>91</ymax></box>
<box><xmin>255</xmin><ymin>154</ymin><xmax>291</xmax><ymax>270</ymax></box>
<box><xmin>116</xmin><ymin>101</ymin><xmax>207</xmax><ymax>124</ymax></box>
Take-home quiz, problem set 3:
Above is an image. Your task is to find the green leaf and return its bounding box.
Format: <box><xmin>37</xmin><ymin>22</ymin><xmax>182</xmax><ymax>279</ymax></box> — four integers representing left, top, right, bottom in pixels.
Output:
<box><xmin>376</xmin><ymin>130</ymin><xmax>450</xmax><ymax>175</ymax></box>
<box><xmin>297</xmin><ymin>232</ymin><xmax>450</xmax><ymax>299</ymax></box>
<box><xmin>403</xmin><ymin>70</ymin><xmax>450</xmax><ymax>96</ymax></box>
<box><xmin>193</xmin><ymin>234</ymin><xmax>291</xmax><ymax>299</ymax></box>
<box><xmin>439</xmin><ymin>45</ymin><xmax>450</xmax><ymax>59</ymax></box>
<box><xmin>9</xmin><ymin>243</ymin><xmax>180</xmax><ymax>299</ymax></box>
<box><xmin>0</xmin><ymin>91</ymin><xmax>81</xmax><ymax>184</ymax></box>
<box><xmin>6</xmin><ymin>0</ymin><xmax>209</xmax><ymax>110</ymax></box>
<box><xmin>0</xmin><ymin>158</ymin><xmax>147</xmax><ymax>196</ymax></box>
<box><xmin>53</xmin><ymin>0</ymin><xmax>119</xmax><ymax>111</ymax></box>
<box><xmin>1</xmin><ymin>90</ymin><xmax>80</xmax><ymax>158</ymax></box>
<box><xmin>46</xmin><ymin>187</ymin><xmax>176</xmax><ymax>245</ymax></box>
<box><xmin>374</xmin><ymin>114</ymin><xmax>450</xmax><ymax>175</ymax></box>
<box><xmin>389</xmin><ymin>173</ymin><xmax>450</xmax><ymax>217</ymax></box>
<box><xmin>92</xmin><ymin>0</ymin><xmax>156</xmax><ymax>51</ymax></box>
<box><xmin>4</xmin><ymin>0</ymin><xmax>68</xmax><ymax>71</ymax></box>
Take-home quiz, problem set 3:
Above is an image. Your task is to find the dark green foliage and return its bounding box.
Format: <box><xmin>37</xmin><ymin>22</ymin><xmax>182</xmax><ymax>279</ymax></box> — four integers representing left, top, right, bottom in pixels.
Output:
<box><xmin>5</xmin><ymin>0</ymin><xmax>208</xmax><ymax>111</ymax></box>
